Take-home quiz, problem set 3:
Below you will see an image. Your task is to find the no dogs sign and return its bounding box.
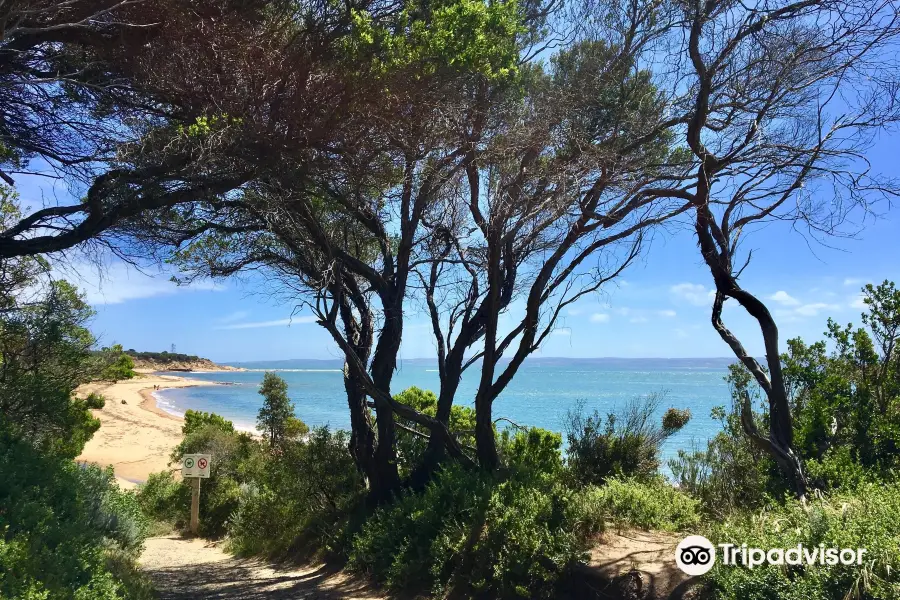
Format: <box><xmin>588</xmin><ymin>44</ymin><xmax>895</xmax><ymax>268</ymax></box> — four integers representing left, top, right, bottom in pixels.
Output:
<box><xmin>182</xmin><ymin>454</ymin><xmax>211</xmax><ymax>478</ymax></box>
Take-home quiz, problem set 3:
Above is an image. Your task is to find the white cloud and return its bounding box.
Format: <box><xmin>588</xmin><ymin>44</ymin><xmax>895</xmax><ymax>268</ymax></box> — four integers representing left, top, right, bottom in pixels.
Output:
<box><xmin>590</xmin><ymin>313</ymin><xmax>610</xmax><ymax>323</ymax></box>
<box><xmin>657</xmin><ymin>309</ymin><xmax>677</xmax><ymax>318</ymax></box>
<box><xmin>218</xmin><ymin>310</ymin><xmax>250</xmax><ymax>323</ymax></box>
<box><xmin>216</xmin><ymin>316</ymin><xmax>316</xmax><ymax>330</ymax></box>
<box><xmin>843</xmin><ymin>278</ymin><xmax>868</xmax><ymax>287</ymax></box>
<box><xmin>56</xmin><ymin>261</ymin><xmax>225</xmax><ymax>305</ymax></box>
<box><xmin>793</xmin><ymin>303</ymin><xmax>840</xmax><ymax>317</ymax></box>
<box><xmin>670</xmin><ymin>283</ymin><xmax>714</xmax><ymax>306</ymax></box>
<box><xmin>629</xmin><ymin>316</ymin><xmax>649</xmax><ymax>323</ymax></box>
<box><xmin>768</xmin><ymin>291</ymin><xmax>800</xmax><ymax>307</ymax></box>
<box><xmin>850</xmin><ymin>294</ymin><xmax>867</xmax><ymax>309</ymax></box>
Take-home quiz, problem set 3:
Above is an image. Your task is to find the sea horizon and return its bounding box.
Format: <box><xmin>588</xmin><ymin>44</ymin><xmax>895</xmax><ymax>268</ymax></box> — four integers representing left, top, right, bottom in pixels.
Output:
<box><xmin>154</xmin><ymin>356</ymin><xmax>736</xmax><ymax>472</ymax></box>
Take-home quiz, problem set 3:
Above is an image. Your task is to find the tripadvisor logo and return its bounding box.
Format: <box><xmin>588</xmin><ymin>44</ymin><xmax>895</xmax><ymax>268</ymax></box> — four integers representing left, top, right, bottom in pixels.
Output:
<box><xmin>675</xmin><ymin>535</ymin><xmax>868</xmax><ymax>576</ymax></box>
<box><xmin>676</xmin><ymin>535</ymin><xmax>716</xmax><ymax>576</ymax></box>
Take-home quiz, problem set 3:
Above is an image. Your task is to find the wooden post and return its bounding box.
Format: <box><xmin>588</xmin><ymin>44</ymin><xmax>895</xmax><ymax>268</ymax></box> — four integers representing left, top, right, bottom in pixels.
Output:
<box><xmin>190</xmin><ymin>477</ymin><xmax>200</xmax><ymax>535</ymax></box>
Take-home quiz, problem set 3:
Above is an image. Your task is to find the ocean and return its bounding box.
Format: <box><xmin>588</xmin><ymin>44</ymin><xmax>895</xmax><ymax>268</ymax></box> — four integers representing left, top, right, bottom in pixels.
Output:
<box><xmin>154</xmin><ymin>357</ymin><xmax>734</xmax><ymax>466</ymax></box>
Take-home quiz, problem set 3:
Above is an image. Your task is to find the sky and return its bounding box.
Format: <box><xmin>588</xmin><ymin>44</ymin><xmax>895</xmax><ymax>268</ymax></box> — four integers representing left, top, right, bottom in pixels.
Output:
<box><xmin>13</xmin><ymin>128</ymin><xmax>900</xmax><ymax>365</ymax></box>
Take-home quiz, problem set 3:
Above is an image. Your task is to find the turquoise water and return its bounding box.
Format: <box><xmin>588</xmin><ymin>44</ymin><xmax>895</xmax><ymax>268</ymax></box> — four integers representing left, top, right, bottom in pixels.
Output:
<box><xmin>155</xmin><ymin>358</ymin><xmax>733</xmax><ymax>465</ymax></box>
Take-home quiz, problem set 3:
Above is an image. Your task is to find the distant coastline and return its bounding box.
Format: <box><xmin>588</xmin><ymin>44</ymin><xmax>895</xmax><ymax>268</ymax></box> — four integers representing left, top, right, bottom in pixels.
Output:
<box><xmin>226</xmin><ymin>356</ymin><xmax>742</xmax><ymax>370</ymax></box>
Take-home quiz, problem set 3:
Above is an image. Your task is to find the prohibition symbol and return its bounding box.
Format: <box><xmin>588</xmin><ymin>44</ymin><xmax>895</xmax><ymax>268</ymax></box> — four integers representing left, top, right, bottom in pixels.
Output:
<box><xmin>184</xmin><ymin>457</ymin><xmax>195</xmax><ymax>468</ymax></box>
<box><xmin>198</xmin><ymin>458</ymin><xmax>208</xmax><ymax>469</ymax></box>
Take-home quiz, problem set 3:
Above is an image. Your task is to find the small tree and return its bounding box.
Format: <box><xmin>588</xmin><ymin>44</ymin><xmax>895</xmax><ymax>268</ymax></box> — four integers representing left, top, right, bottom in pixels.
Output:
<box><xmin>257</xmin><ymin>372</ymin><xmax>295</xmax><ymax>446</ymax></box>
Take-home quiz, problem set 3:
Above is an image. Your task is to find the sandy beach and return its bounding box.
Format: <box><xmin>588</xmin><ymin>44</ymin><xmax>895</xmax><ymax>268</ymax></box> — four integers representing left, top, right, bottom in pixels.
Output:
<box><xmin>76</xmin><ymin>371</ymin><xmax>215</xmax><ymax>489</ymax></box>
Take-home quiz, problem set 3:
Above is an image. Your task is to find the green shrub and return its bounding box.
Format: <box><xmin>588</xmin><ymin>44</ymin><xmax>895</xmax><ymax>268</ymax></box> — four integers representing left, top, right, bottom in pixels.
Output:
<box><xmin>228</xmin><ymin>427</ymin><xmax>366</xmax><ymax>559</ymax></box>
<box><xmin>584</xmin><ymin>476</ymin><xmax>700</xmax><ymax>532</ymax></box>
<box><xmin>0</xmin><ymin>430</ymin><xmax>151</xmax><ymax>600</ymax></box>
<box><xmin>136</xmin><ymin>471</ymin><xmax>190</xmax><ymax>527</ymax></box>
<box><xmin>180</xmin><ymin>409</ymin><xmax>235</xmax><ymax>438</ymax></box>
<box><xmin>350</xmin><ymin>463</ymin><xmax>492</xmax><ymax>592</ymax></box>
<box><xmin>498</xmin><ymin>427</ymin><xmax>564</xmax><ymax>482</ymax></box>
<box><xmin>669</xmin><ymin>393</ymin><xmax>785</xmax><ymax>517</ymax></box>
<box><xmin>350</xmin><ymin>429</ymin><xmax>603</xmax><ymax>599</ymax></box>
<box><xmin>462</xmin><ymin>476</ymin><xmax>595</xmax><ymax>598</ymax></box>
<box><xmin>393</xmin><ymin>387</ymin><xmax>477</xmax><ymax>476</ymax></box>
<box><xmin>170</xmin><ymin>415</ymin><xmax>260</xmax><ymax>538</ymax></box>
<box><xmin>565</xmin><ymin>393</ymin><xmax>689</xmax><ymax>487</ymax></box>
<box><xmin>705</xmin><ymin>482</ymin><xmax>900</xmax><ymax>600</ymax></box>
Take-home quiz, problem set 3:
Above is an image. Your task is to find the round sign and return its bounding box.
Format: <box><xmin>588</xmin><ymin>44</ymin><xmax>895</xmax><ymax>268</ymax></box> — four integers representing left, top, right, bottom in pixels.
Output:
<box><xmin>198</xmin><ymin>458</ymin><xmax>208</xmax><ymax>469</ymax></box>
<box><xmin>184</xmin><ymin>457</ymin><xmax>195</xmax><ymax>468</ymax></box>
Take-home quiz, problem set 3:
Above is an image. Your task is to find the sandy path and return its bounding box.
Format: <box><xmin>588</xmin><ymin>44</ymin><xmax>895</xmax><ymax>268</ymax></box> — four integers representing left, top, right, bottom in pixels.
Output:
<box><xmin>76</xmin><ymin>372</ymin><xmax>215</xmax><ymax>487</ymax></box>
<box><xmin>140</xmin><ymin>535</ymin><xmax>386</xmax><ymax>600</ymax></box>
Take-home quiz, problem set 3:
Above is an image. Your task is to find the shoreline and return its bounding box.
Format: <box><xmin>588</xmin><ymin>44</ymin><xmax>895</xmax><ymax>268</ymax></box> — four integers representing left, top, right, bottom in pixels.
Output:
<box><xmin>76</xmin><ymin>372</ymin><xmax>217</xmax><ymax>489</ymax></box>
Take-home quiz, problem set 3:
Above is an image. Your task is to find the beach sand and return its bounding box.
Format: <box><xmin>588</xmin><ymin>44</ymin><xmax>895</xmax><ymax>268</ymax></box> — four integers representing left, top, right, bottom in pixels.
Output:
<box><xmin>76</xmin><ymin>371</ymin><xmax>214</xmax><ymax>489</ymax></box>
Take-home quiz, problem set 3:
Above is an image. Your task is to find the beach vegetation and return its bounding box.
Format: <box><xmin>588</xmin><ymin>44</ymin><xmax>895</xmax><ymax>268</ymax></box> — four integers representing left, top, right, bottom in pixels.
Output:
<box><xmin>123</xmin><ymin>350</ymin><xmax>203</xmax><ymax>365</ymax></box>
<box><xmin>581</xmin><ymin>476</ymin><xmax>700</xmax><ymax>533</ymax></box>
<box><xmin>0</xmin><ymin>429</ymin><xmax>153</xmax><ymax>600</ymax></box>
<box><xmin>564</xmin><ymin>393</ymin><xmax>689</xmax><ymax>487</ymax></box>
<box><xmin>171</xmin><ymin>419</ymin><xmax>259</xmax><ymax>538</ymax></box>
<box><xmin>704</xmin><ymin>482</ymin><xmax>900</xmax><ymax>600</ymax></box>
<box><xmin>257</xmin><ymin>372</ymin><xmax>304</xmax><ymax>447</ymax></box>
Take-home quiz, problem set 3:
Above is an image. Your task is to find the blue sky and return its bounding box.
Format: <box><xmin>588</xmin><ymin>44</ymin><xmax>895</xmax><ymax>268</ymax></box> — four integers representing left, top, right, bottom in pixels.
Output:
<box><xmin>50</xmin><ymin>190</ymin><xmax>897</xmax><ymax>364</ymax></box>
<box><xmin>15</xmin><ymin>131</ymin><xmax>899</xmax><ymax>364</ymax></box>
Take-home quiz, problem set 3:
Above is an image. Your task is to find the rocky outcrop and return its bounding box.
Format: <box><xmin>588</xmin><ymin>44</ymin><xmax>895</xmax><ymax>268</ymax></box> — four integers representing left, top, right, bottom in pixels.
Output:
<box><xmin>129</xmin><ymin>357</ymin><xmax>243</xmax><ymax>372</ymax></box>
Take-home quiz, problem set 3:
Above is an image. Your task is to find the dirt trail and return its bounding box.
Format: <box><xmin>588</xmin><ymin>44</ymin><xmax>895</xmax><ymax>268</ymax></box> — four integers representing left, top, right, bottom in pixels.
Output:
<box><xmin>140</xmin><ymin>535</ymin><xmax>386</xmax><ymax>600</ymax></box>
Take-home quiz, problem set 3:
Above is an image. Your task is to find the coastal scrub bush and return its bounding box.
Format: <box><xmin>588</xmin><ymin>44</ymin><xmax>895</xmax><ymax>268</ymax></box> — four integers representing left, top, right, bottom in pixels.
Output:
<box><xmin>180</xmin><ymin>409</ymin><xmax>235</xmax><ymax>438</ymax></box>
<box><xmin>228</xmin><ymin>427</ymin><xmax>366</xmax><ymax>559</ymax></box>
<box><xmin>0</xmin><ymin>429</ymin><xmax>152</xmax><ymax>600</ymax></box>
<box><xmin>565</xmin><ymin>393</ymin><xmax>689</xmax><ymax>486</ymax></box>
<box><xmin>584</xmin><ymin>476</ymin><xmax>700</xmax><ymax>532</ymax></box>
<box><xmin>257</xmin><ymin>372</ymin><xmax>306</xmax><ymax>447</ymax></box>
<box><xmin>669</xmin><ymin>365</ymin><xmax>788</xmax><ymax>516</ymax></box>
<box><xmin>677</xmin><ymin>281</ymin><xmax>900</xmax><ymax>516</ymax></box>
<box><xmin>393</xmin><ymin>386</ymin><xmax>477</xmax><ymax>476</ymax></box>
<box><xmin>349</xmin><ymin>463</ymin><xmax>492</xmax><ymax>592</ymax></box>
<box><xmin>136</xmin><ymin>471</ymin><xmax>190</xmax><ymax>528</ymax></box>
<box><xmin>350</xmin><ymin>429</ymin><xmax>603</xmax><ymax>598</ymax></box>
<box><xmin>171</xmin><ymin>415</ymin><xmax>260</xmax><ymax>538</ymax></box>
<box><xmin>705</xmin><ymin>481</ymin><xmax>900</xmax><ymax>600</ymax></box>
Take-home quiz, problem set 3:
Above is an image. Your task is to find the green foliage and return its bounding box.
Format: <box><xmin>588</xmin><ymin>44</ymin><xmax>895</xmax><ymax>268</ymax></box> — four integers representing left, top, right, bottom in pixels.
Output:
<box><xmin>350</xmin><ymin>429</ymin><xmax>603</xmax><ymax>598</ymax></box>
<box><xmin>171</xmin><ymin>419</ymin><xmax>258</xmax><ymax>538</ymax></box>
<box><xmin>346</xmin><ymin>0</ymin><xmax>526</xmax><ymax>80</ymax></box>
<box><xmin>175</xmin><ymin>113</ymin><xmax>243</xmax><ymax>138</ymax></box>
<box><xmin>785</xmin><ymin>281</ymin><xmax>900</xmax><ymax>483</ymax></box>
<box><xmin>228</xmin><ymin>427</ymin><xmax>365</xmax><ymax>559</ymax></box>
<box><xmin>460</xmin><ymin>475</ymin><xmax>595</xmax><ymax>599</ymax></box>
<box><xmin>0</xmin><ymin>280</ymin><xmax>102</xmax><ymax>458</ymax></box>
<box><xmin>94</xmin><ymin>345</ymin><xmax>136</xmax><ymax>381</ymax></box>
<box><xmin>676</xmin><ymin>281</ymin><xmax>900</xmax><ymax>516</ymax></box>
<box><xmin>136</xmin><ymin>471</ymin><xmax>189</xmax><ymax>528</ymax></box>
<box><xmin>669</xmin><ymin>397</ymin><xmax>782</xmax><ymax>517</ymax></box>
<box><xmin>565</xmin><ymin>394</ymin><xmax>688</xmax><ymax>487</ymax></box>
<box><xmin>180</xmin><ymin>409</ymin><xmax>235</xmax><ymax>438</ymax></box>
<box><xmin>662</xmin><ymin>407</ymin><xmax>692</xmax><ymax>432</ymax></box>
<box><xmin>257</xmin><ymin>372</ymin><xmax>299</xmax><ymax>446</ymax></box>
<box><xmin>498</xmin><ymin>426</ymin><xmax>564</xmax><ymax>482</ymax></box>
<box><xmin>705</xmin><ymin>482</ymin><xmax>900</xmax><ymax>600</ymax></box>
<box><xmin>124</xmin><ymin>350</ymin><xmax>202</xmax><ymax>363</ymax></box>
<box><xmin>0</xmin><ymin>429</ymin><xmax>151</xmax><ymax>600</ymax></box>
<box><xmin>583</xmin><ymin>477</ymin><xmax>700</xmax><ymax>532</ymax></box>
<box><xmin>394</xmin><ymin>387</ymin><xmax>476</xmax><ymax>475</ymax></box>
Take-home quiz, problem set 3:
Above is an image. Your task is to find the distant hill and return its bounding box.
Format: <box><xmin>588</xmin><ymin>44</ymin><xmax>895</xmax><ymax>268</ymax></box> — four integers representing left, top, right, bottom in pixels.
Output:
<box><xmin>125</xmin><ymin>350</ymin><xmax>242</xmax><ymax>372</ymax></box>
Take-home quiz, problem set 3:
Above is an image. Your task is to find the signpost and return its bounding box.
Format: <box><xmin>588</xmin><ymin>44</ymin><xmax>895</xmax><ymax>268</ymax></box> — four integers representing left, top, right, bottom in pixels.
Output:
<box><xmin>181</xmin><ymin>454</ymin><xmax>211</xmax><ymax>535</ymax></box>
